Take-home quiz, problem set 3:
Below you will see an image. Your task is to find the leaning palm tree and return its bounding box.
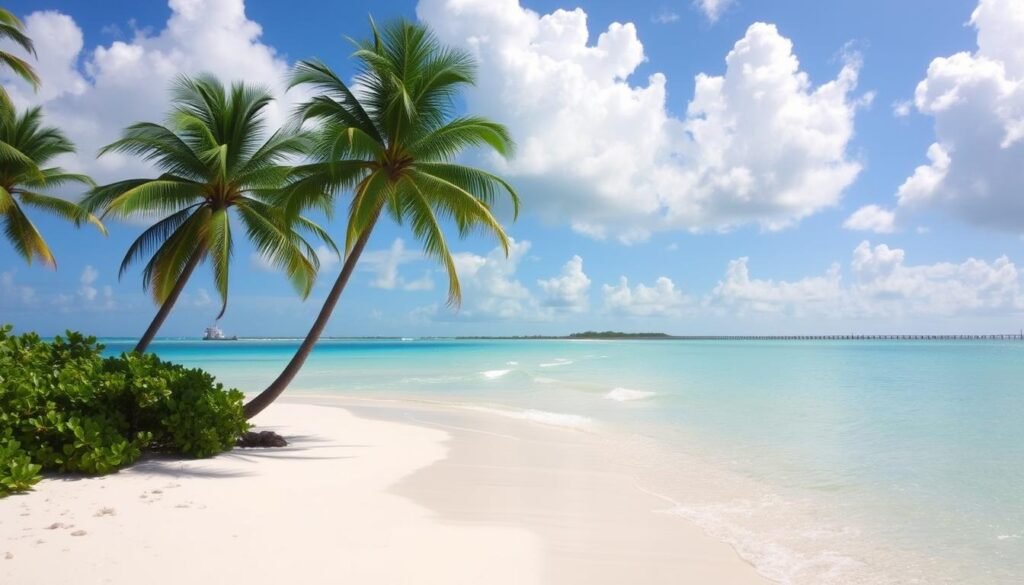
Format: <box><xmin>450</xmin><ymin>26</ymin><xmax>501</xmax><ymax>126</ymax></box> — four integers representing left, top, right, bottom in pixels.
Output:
<box><xmin>82</xmin><ymin>75</ymin><xmax>336</xmax><ymax>354</ymax></box>
<box><xmin>243</xmin><ymin>18</ymin><xmax>519</xmax><ymax>418</ymax></box>
<box><xmin>0</xmin><ymin>105</ymin><xmax>102</xmax><ymax>266</ymax></box>
<box><xmin>0</xmin><ymin>7</ymin><xmax>40</xmax><ymax>107</ymax></box>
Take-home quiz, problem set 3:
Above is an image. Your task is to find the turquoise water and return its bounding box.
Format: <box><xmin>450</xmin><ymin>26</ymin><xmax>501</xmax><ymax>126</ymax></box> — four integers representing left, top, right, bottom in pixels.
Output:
<box><xmin>102</xmin><ymin>338</ymin><xmax>1024</xmax><ymax>584</ymax></box>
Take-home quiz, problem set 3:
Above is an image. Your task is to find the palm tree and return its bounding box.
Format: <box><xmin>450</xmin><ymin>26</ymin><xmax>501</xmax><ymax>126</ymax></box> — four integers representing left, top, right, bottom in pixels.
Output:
<box><xmin>243</xmin><ymin>19</ymin><xmax>519</xmax><ymax>418</ymax></box>
<box><xmin>0</xmin><ymin>7</ymin><xmax>40</xmax><ymax>107</ymax></box>
<box><xmin>0</xmin><ymin>105</ymin><xmax>102</xmax><ymax>267</ymax></box>
<box><xmin>82</xmin><ymin>75</ymin><xmax>336</xmax><ymax>354</ymax></box>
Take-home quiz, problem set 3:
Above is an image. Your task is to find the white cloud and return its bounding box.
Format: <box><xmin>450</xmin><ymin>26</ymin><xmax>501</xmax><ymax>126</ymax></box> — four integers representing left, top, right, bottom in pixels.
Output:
<box><xmin>711</xmin><ymin>258</ymin><xmax>843</xmax><ymax>315</ymax></box>
<box><xmin>710</xmin><ymin>241</ymin><xmax>1024</xmax><ymax>317</ymax></box>
<box><xmin>537</xmin><ymin>255</ymin><xmax>591</xmax><ymax>312</ymax></box>
<box><xmin>316</xmin><ymin>245</ymin><xmax>340</xmax><ymax>272</ymax></box>
<box><xmin>849</xmin><ymin>241</ymin><xmax>1022</xmax><ymax>315</ymax></box>
<box><xmin>78</xmin><ymin>265</ymin><xmax>99</xmax><ymax>301</ymax></box>
<box><xmin>652</xmin><ymin>9</ymin><xmax>680</xmax><ymax>24</ymax></box>
<box><xmin>0</xmin><ymin>0</ymin><xmax>296</xmax><ymax>184</ymax></box>
<box><xmin>1</xmin><ymin>271</ymin><xmax>36</xmax><ymax>306</ymax></box>
<box><xmin>450</xmin><ymin>239</ymin><xmax>541</xmax><ymax>319</ymax></box>
<box><xmin>362</xmin><ymin>239</ymin><xmax>434</xmax><ymax>292</ymax></box>
<box><xmin>418</xmin><ymin>1</ymin><xmax>866</xmax><ymax>240</ymax></box>
<box><xmin>415</xmin><ymin>239</ymin><xmax>562</xmax><ymax>321</ymax></box>
<box><xmin>249</xmin><ymin>252</ymin><xmax>277</xmax><ymax>272</ymax></box>
<box><xmin>889</xmin><ymin>0</ymin><xmax>1024</xmax><ymax>232</ymax></box>
<box><xmin>892</xmin><ymin>99</ymin><xmax>913</xmax><ymax>117</ymax></box>
<box><xmin>843</xmin><ymin>204</ymin><xmax>896</xmax><ymax>233</ymax></box>
<box><xmin>189</xmin><ymin>288</ymin><xmax>212</xmax><ymax>308</ymax></box>
<box><xmin>603</xmin><ymin>276</ymin><xmax>690</xmax><ymax>317</ymax></box>
<box><xmin>695</xmin><ymin>0</ymin><xmax>735</xmax><ymax>22</ymax></box>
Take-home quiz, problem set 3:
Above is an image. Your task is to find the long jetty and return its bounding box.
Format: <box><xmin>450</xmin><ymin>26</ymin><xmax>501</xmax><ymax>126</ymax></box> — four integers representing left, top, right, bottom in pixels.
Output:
<box><xmin>659</xmin><ymin>334</ymin><xmax>1024</xmax><ymax>341</ymax></box>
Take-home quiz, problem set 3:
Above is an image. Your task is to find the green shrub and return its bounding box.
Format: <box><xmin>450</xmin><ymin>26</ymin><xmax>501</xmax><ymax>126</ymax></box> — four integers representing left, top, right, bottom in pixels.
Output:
<box><xmin>0</xmin><ymin>325</ymin><xmax>249</xmax><ymax>496</ymax></box>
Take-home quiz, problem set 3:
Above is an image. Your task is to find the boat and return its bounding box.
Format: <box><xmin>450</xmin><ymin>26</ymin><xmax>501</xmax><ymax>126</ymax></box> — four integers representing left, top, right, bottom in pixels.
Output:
<box><xmin>202</xmin><ymin>323</ymin><xmax>238</xmax><ymax>341</ymax></box>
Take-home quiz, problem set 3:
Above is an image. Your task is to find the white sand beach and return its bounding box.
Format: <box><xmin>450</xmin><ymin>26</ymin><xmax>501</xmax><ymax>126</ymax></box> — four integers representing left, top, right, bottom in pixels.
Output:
<box><xmin>1</xmin><ymin>400</ymin><xmax>769</xmax><ymax>584</ymax></box>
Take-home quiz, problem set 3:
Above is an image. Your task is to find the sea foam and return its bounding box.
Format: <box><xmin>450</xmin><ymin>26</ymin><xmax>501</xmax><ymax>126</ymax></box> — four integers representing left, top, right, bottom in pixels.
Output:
<box><xmin>480</xmin><ymin>369</ymin><xmax>511</xmax><ymax>379</ymax></box>
<box><xmin>539</xmin><ymin>358</ymin><xmax>573</xmax><ymax>368</ymax></box>
<box><xmin>605</xmin><ymin>387</ymin><xmax>657</xmax><ymax>402</ymax></box>
<box><xmin>466</xmin><ymin>406</ymin><xmax>592</xmax><ymax>430</ymax></box>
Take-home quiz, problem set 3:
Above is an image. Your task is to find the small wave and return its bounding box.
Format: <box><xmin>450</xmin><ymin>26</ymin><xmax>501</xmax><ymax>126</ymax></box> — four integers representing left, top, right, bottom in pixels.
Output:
<box><xmin>506</xmin><ymin>361</ymin><xmax>519</xmax><ymax>366</ymax></box>
<box><xmin>605</xmin><ymin>387</ymin><xmax>657</xmax><ymax>402</ymax></box>
<box><xmin>466</xmin><ymin>406</ymin><xmax>592</xmax><ymax>429</ymax></box>
<box><xmin>400</xmin><ymin>337</ymin><xmax>415</xmax><ymax>341</ymax></box>
<box><xmin>539</xmin><ymin>358</ymin><xmax>573</xmax><ymax>368</ymax></box>
<box><xmin>665</xmin><ymin>500</ymin><xmax>865</xmax><ymax>584</ymax></box>
<box><xmin>997</xmin><ymin>534</ymin><xmax>1021</xmax><ymax>540</ymax></box>
<box><xmin>399</xmin><ymin>374</ymin><xmax>466</xmax><ymax>384</ymax></box>
<box><xmin>480</xmin><ymin>369</ymin><xmax>511</xmax><ymax>379</ymax></box>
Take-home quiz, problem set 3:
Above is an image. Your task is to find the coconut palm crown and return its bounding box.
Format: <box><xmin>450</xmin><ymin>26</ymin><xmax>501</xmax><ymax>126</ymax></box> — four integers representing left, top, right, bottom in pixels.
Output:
<box><xmin>244</xmin><ymin>18</ymin><xmax>519</xmax><ymax>417</ymax></box>
<box><xmin>0</xmin><ymin>7</ymin><xmax>40</xmax><ymax>105</ymax></box>
<box><xmin>82</xmin><ymin>74</ymin><xmax>336</xmax><ymax>353</ymax></box>
<box><xmin>0</xmin><ymin>105</ymin><xmax>102</xmax><ymax>267</ymax></box>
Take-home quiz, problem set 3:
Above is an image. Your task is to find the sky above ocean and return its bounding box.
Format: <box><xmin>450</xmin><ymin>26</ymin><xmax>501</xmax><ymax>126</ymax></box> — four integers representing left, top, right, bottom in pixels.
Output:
<box><xmin>2</xmin><ymin>0</ymin><xmax>1023</xmax><ymax>337</ymax></box>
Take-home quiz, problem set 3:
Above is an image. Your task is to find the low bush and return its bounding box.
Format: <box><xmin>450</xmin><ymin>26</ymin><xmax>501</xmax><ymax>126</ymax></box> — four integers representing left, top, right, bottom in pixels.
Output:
<box><xmin>0</xmin><ymin>326</ymin><xmax>249</xmax><ymax>496</ymax></box>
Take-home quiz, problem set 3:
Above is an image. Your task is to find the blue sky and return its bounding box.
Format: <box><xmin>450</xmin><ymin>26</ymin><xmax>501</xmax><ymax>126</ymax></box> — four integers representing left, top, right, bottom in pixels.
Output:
<box><xmin>2</xmin><ymin>0</ymin><xmax>1023</xmax><ymax>337</ymax></box>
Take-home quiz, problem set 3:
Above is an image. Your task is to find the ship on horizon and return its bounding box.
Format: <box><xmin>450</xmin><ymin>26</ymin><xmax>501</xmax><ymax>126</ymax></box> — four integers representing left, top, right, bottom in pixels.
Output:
<box><xmin>202</xmin><ymin>323</ymin><xmax>237</xmax><ymax>341</ymax></box>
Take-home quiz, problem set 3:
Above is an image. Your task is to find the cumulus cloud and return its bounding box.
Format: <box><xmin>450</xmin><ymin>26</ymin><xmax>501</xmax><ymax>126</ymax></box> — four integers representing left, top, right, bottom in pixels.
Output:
<box><xmin>603</xmin><ymin>276</ymin><xmax>690</xmax><ymax>317</ymax></box>
<box><xmin>886</xmin><ymin>0</ymin><xmax>1024</xmax><ymax>232</ymax></box>
<box><xmin>362</xmin><ymin>239</ymin><xmax>434</xmax><ymax>292</ymax></box>
<box><xmin>447</xmin><ymin>239</ymin><xmax>542</xmax><ymax>319</ymax></box>
<box><xmin>537</xmin><ymin>255</ymin><xmax>591</xmax><ymax>312</ymax></box>
<box><xmin>695</xmin><ymin>0</ymin><xmax>735</xmax><ymax>22</ymax></box>
<box><xmin>843</xmin><ymin>204</ymin><xmax>896</xmax><ymax>233</ymax></box>
<box><xmin>0</xmin><ymin>0</ymin><xmax>296</xmax><ymax>184</ymax></box>
<box><xmin>711</xmin><ymin>241</ymin><xmax>1024</xmax><ymax>317</ymax></box>
<box><xmin>417</xmin><ymin>0</ymin><xmax>865</xmax><ymax>241</ymax></box>
<box><xmin>711</xmin><ymin>258</ymin><xmax>843</xmax><ymax>315</ymax></box>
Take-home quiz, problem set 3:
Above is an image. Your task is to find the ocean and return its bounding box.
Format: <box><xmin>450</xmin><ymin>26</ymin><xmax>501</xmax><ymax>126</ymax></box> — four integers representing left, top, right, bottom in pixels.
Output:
<box><xmin>101</xmin><ymin>337</ymin><xmax>1024</xmax><ymax>584</ymax></box>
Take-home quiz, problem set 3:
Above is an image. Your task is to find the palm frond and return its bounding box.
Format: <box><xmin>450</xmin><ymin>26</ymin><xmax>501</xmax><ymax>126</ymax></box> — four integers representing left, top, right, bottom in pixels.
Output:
<box><xmin>118</xmin><ymin>205</ymin><xmax>200</xmax><ymax>278</ymax></box>
<box><xmin>403</xmin><ymin>179</ymin><xmax>461</xmax><ymax>306</ymax></box>
<box><xmin>1</xmin><ymin>189</ymin><xmax>54</xmax><ymax>267</ymax></box>
<box><xmin>16</xmin><ymin>190</ymin><xmax>106</xmax><ymax>235</ymax></box>
<box><xmin>0</xmin><ymin>9</ymin><xmax>36</xmax><ymax>55</ymax></box>
<box><xmin>205</xmin><ymin>208</ymin><xmax>232</xmax><ymax>318</ymax></box>
<box><xmin>235</xmin><ymin>197</ymin><xmax>318</xmax><ymax>298</ymax></box>
<box><xmin>0</xmin><ymin>50</ymin><xmax>39</xmax><ymax>90</ymax></box>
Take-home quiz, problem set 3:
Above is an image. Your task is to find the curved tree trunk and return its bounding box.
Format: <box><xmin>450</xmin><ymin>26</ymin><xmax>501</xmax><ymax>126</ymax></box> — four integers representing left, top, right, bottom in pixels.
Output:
<box><xmin>243</xmin><ymin>221</ymin><xmax>378</xmax><ymax>419</ymax></box>
<box><xmin>134</xmin><ymin>251</ymin><xmax>203</xmax><ymax>354</ymax></box>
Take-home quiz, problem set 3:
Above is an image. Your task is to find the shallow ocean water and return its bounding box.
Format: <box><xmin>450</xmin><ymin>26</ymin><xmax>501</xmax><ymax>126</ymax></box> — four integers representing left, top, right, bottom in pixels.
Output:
<box><xmin>102</xmin><ymin>337</ymin><xmax>1024</xmax><ymax>584</ymax></box>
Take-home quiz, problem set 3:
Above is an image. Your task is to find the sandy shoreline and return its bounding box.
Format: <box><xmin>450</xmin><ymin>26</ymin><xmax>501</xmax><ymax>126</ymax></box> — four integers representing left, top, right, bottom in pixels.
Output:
<box><xmin>1</xmin><ymin>399</ymin><xmax>769</xmax><ymax>584</ymax></box>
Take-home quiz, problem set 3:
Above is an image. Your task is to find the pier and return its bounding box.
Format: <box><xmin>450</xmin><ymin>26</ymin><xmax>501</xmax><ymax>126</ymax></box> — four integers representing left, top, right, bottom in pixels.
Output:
<box><xmin>661</xmin><ymin>334</ymin><xmax>1024</xmax><ymax>341</ymax></box>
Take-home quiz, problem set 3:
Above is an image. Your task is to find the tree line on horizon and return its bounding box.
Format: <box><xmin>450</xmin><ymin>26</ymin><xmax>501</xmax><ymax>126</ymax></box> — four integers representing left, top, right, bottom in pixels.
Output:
<box><xmin>0</xmin><ymin>7</ymin><xmax>520</xmax><ymax>418</ymax></box>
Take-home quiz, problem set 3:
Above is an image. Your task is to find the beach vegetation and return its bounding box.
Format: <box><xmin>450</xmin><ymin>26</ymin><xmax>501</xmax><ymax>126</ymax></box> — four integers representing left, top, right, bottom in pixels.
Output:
<box><xmin>244</xmin><ymin>18</ymin><xmax>518</xmax><ymax>417</ymax></box>
<box><xmin>81</xmin><ymin>75</ymin><xmax>337</xmax><ymax>353</ymax></box>
<box><xmin>0</xmin><ymin>325</ymin><xmax>248</xmax><ymax>496</ymax></box>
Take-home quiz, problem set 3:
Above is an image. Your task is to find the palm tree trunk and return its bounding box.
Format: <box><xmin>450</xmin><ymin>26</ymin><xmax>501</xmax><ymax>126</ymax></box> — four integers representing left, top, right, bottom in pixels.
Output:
<box><xmin>243</xmin><ymin>220</ymin><xmax>378</xmax><ymax>419</ymax></box>
<box><xmin>133</xmin><ymin>251</ymin><xmax>202</xmax><ymax>353</ymax></box>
